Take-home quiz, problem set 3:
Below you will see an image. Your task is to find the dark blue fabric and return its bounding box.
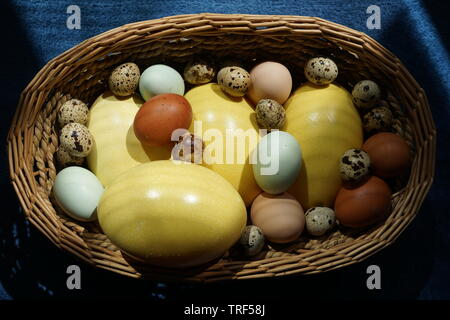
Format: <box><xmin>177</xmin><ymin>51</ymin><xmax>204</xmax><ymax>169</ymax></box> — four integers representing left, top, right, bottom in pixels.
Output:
<box><xmin>1</xmin><ymin>0</ymin><xmax>449</xmax><ymax>300</ymax></box>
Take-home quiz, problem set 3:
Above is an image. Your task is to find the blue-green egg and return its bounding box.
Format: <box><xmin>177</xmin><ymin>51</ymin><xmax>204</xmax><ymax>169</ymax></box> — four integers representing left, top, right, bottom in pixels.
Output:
<box><xmin>139</xmin><ymin>64</ymin><xmax>185</xmax><ymax>101</ymax></box>
<box><xmin>252</xmin><ymin>131</ymin><xmax>302</xmax><ymax>195</ymax></box>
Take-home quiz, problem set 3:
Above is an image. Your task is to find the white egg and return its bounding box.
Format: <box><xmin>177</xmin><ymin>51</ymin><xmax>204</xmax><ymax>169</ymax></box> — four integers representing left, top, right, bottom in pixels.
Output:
<box><xmin>53</xmin><ymin>166</ymin><xmax>104</xmax><ymax>221</ymax></box>
<box><xmin>139</xmin><ymin>64</ymin><xmax>185</xmax><ymax>101</ymax></box>
<box><xmin>252</xmin><ymin>131</ymin><xmax>302</xmax><ymax>194</ymax></box>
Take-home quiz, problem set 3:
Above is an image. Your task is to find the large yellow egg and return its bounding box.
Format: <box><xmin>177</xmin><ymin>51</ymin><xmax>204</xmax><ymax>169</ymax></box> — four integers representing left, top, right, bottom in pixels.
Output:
<box><xmin>283</xmin><ymin>83</ymin><xmax>363</xmax><ymax>209</ymax></box>
<box><xmin>184</xmin><ymin>83</ymin><xmax>261</xmax><ymax>206</ymax></box>
<box><xmin>87</xmin><ymin>92</ymin><xmax>171</xmax><ymax>186</ymax></box>
<box><xmin>98</xmin><ymin>160</ymin><xmax>247</xmax><ymax>267</ymax></box>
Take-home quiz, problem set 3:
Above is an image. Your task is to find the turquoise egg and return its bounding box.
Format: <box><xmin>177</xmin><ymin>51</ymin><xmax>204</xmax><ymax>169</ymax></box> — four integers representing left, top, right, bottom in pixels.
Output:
<box><xmin>139</xmin><ymin>64</ymin><xmax>185</xmax><ymax>101</ymax></box>
<box><xmin>252</xmin><ymin>131</ymin><xmax>302</xmax><ymax>195</ymax></box>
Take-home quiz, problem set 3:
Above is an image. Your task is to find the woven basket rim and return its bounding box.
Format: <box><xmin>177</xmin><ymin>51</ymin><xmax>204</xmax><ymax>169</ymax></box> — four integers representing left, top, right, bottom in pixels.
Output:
<box><xmin>7</xmin><ymin>13</ymin><xmax>436</xmax><ymax>283</ymax></box>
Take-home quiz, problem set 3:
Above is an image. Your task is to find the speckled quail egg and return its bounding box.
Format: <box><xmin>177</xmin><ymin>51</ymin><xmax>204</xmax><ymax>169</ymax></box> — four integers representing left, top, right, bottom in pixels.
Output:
<box><xmin>304</xmin><ymin>57</ymin><xmax>338</xmax><ymax>85</ymax></box>
<box><xmin>305</xmin><ymin>207</ymin><xmax>336</xmax><ymax>236</ymax></box>
<box><xmin>108</xmin><ymin>62</ymin><xmax>140</xmax><ymax>97</ymax></box>
<box><xmin>255</xmin><ymin>99</ymin><xmax>286</xmax><ymax>130</ymax></box>
<box><xmin>171</xmin><ymin>131</ymin><xmax>205</xmax><ymax>164</ymax></box>
<box><xmin>183</xmin><ymin>60</ymin><xmax>216</xmax><ymax>85</ymax></box>
<box><xmin>56</xmin><ymin>146</ymin><xmax>85</xmax><ymax>168</ymax></box>
<box><xmin>340</xmin><ymin>149</ymin><xmax>371</xmax><ymax>183</ymax></box>
<box><xmin>60</xmin><ymin>123</ymin><xmax>93</xmax><ymax>157</ymax></box>
<box><xmin>363</xmin><ymin>106</ymin><xmax>393</xmax><ymax>133</ymax></box>
<box><xmin>352</xmin><ymin>80</ymin><xmax>381</xmax><ymax>110</ymax></box>
<box><xmin>57</xmin><ymin>99</ymin><xmax>89</xmax><ymax>128</ymax></box>
<box><xmin>239</xmin><ymin>225</ymin><xmax>265</xmax><ymax>257</ymax></box>
<box><xmin>217</xmin><ymin>66</ymin><xmax>251</xmax><ymax>97</ymax></box>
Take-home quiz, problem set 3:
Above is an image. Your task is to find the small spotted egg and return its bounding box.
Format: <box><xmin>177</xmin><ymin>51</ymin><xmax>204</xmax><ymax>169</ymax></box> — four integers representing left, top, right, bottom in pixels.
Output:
<box><xmin>57</xmin><ymin>99</ymin><xmax>89</xmax><ymax>128</ymax></box>
<box><xmin>217</xmin><ymin>66</ymin><xmax>251</xmax><ymax>97</ymax></box>
<box><xmin>108</xmin><ymin>62</ymin><xmax>140</xmax><ymax>97</ymax></box>
<box><xmin>183</xmin><ymin>60</ymin><xmax>216</xmax><ymax>85</ymax></box>
<box><xmin>60</xmin><ymin>123</ymin><xmax>93</xmax><ymax>157</ymax></box>
<box><xmin>304</xmin><ymin>57</ymin><xmax>338</xmax><ymax>85</ymax></box>
<box><xmin>340</xmin><ymin>149</ymin><xmax>371</xmax><ymax>183</ymax></box>
<box><xmin>352</xmin><ymin>80</ymin><xmax>381</xmax><ymax>110</ymax></box>
<box><xmin>305</xmin><ymin>207</ymin><xmax>336</xmax><ymax>236</ymax></box>
<box><xmin>255</xmin><ymin>99</ymin><xmax>286</xmax><ymax>130</ymax></box>
<box><xmin>239</xmin><ymin>225</ymin><xmax>265</xmax><ymax>257</ymax></box>
<box><xmin>363</xmin><ymin>106</ymin><xmax>393</xmax><ymax>133</ymax></box>
<box><xmin>171</xmin><ymin>131</ymin><xmax>205</xmax><ymax>164</ymax></box>
<box><xmin>56</xmin><ymin>146</ymin><xmax>85</xmax><ymax>168</ymax></box>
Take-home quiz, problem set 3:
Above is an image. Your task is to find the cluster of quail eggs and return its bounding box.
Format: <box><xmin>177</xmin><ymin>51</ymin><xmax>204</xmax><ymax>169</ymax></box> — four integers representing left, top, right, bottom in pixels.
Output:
<box><xmin>57</xmin><ymin>99</ymin><xmax>93</xmax><ymax>168</ymax></box>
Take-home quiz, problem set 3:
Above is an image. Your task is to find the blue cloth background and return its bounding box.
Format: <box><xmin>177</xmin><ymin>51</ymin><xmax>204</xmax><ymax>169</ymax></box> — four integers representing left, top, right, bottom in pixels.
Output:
<box><xmin>0</xmin><ymin>0</ymin><xmax>449</xmax><ymax>300</ymax></box>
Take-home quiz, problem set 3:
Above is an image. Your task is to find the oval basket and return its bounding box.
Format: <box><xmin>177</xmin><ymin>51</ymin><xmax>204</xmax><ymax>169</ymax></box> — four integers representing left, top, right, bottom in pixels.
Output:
<box><xmin>7</xmin><ymin>13</ymin><xmax>436</xmax><ymax>282</ymax></box>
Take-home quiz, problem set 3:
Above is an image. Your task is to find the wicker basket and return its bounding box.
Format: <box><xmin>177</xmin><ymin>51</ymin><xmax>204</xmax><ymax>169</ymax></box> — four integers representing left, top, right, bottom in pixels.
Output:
<box><xmin>7</xmin><ymin>13</ymin><xmax>436</xmax><ymax>282</ymax></box>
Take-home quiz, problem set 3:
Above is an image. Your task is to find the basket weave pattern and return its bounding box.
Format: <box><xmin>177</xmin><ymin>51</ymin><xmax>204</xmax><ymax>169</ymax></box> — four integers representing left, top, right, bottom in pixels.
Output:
<box><xmin>7</xmin><ymin>14</ymin><xmax>436</xmax><ymax>282</ymax></box>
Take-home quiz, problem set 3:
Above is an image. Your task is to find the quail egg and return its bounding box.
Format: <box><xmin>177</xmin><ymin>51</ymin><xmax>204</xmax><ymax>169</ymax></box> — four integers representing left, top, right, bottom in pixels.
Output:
<box><xmin>305</xmin><ymin>207</ymin><xmax>336</xmax><ymax>236</ymax></box>
<box><xmin>352</xmin><ymin>80</ymin><xmax>381</xmax><ymax>110</ymax></box>
<box><xmin>57</xmin><ymin>99</ymin><xmax>89</xmax><ymax>128</ymax></box>
<box><xmin>108</xmin><ymin>62</ymin><xmax>140</xmax><ymax>97</ymax></box>
<box><xmin>56</xmin><ymin>146</ymin><xmax>85</xmax><ymax>168</ymax></box>
<box><xmin>217</xmin><ymin>66</ymin><xmax>251</xmax><ymax>97</ymax></box>
<box><xmin>239</xmin><ymin>225</ymin><xmax>265</xmax><ymax>257</ymax></box>
<box><xmin>340</xmin><ymin>148</ymin><xmax>371</xmax><ymax>183</ymax></box>
<box><xmin>363</xmin><ymin>106</ymin><xmax>393</xmax><ymax>133</ymax></box>
<box><xmin>255</xmin><ymin>99</ymin><xmax>286</xmax><ymax>130</ymax></box>
<box><xmin>60</xmin><ymin>123</ymin><xmax>93</xmax><ymax>157</ymax></box>
<box><xmin>304</xmin><ymin>57</ymin><xmax>338</xmax><ymax>85</ymax></box>
<box><xmin>171</xmin><ymin>131</ymin><xmax>205</xmax><ymax>164</ymax></box>
<box><xmin>183</xmin><ymin>60</ymin><xmax>215</xmax><ymax>85</ymax></box>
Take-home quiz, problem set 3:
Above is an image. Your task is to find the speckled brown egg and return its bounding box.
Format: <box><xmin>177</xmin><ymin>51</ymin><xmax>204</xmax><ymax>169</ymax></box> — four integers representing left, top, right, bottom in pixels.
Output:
<box><xmin>56</xmin><ymin>146</ymin><xmax>85</xmax><ymax>168</ymax></box>
<box><xmin>60</xmin><ymin>123</ymin><xmax>93</xmax><ymax>157</ymax></box>
<box><xmin>340</xmin><ymin>148</ymin><xmax>371</xmax><ymax>183</ymax></box>
<box><xmin>255</xmin><ymin>99</ymin><xmax>286</xmax><ymax>130</ymax></box>
<box><xmin>352</xmin><ymin>80</ymin><xmax>381</xmax><ymax>110</ymax></box>
<box><xmin>305</xmin><ymin>207</ymin><xmax>336</xmax><ymax>236</ymax></box>
<box><xmin>183</xmin><ymin>60</ymin><xmax>215</xmax><ymax>85</ymax></box>
<box><xmin>304</xmin><ymin>57</ymin><xmax>338</xmax><ymax>85</ymax></box>
<box><xmin>363</xmin><ymin>106</ymin><xmax>393</xmax><ymax>133</ymax></box>
<box><xmin>57</xmin><ymin>99</ymin><xmax>89</xmax><ymax>128</ymax></box>
<box><xmin>239</xmin><ymin>225</ymin><xmax>265</xmax><ymax>257</ymax></box>
<box><xmin>108</xmin><ymin>62</ymin><xmax>140</xmax><ymax>97</ymax></box>
<box><xmin>171</xmin><ymin>131</ymin><xmax>205</xmax><ymax>164</ymax></box>
<box><xmin>217</xmin><ymin>66</ymin><xmax>251</xmax><ymax>97</ymax></box>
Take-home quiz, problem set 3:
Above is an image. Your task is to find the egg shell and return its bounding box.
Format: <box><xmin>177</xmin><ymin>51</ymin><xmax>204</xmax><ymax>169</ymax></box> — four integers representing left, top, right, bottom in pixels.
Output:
<box><xmin>250</xmin><ymin>192</ymin><xmax>305</xmax><ymax>243</ymax></box>
<box><xmin>139</xmin><ymin>64</ymin><xmax>185</xmax><ymax>101</ymax></box>
<box><xmin>108</xmin><ymin>62</ymin><xmax>140</xmax><ymax>97</ymax></box>
<box><xmin>239</xmin><ymin>225</ymin><xmax>265</xmax><ymax>257</ymax></box>
<box><xmin>305</xmin><ymin>207</ymin><xmax>336</xmax><ymax>236</ymax></box>
<box><xmin>247</xmin><ymin>61</ymin><xmax>292</xmax><ymax>105</ymax></box>
<box><xmin>60</xmin><ymin>122</ymin><xmax>93</xmax><ymax>157</ymax></box>
<box><xmin>363</xmin><ymin>106</ymin><xmax>393</xmax><ymax>133</ymax></box>
<box><xmin>255</xmin><ymin>99</ymin><xmax>286</xmax><ymax>130</ymax></box>
<box><xmin>171</xmin><ymin>131</ymin><xmax>205</xmax><ymax>163</ymax></box>
<box><xmin>252</xmin><ymin>131</ymin><xmax>302</xmax><ymax>195</ymax></box>
<box><xmin>334</xmin><ymin>175</ymin><xmax>391</xmax><ymax>228</ymax></box>
<box><xmin>304</xmin><ymin>57</ymin><xmax>338</xmax><ymax>85</ymax></box>
<box><xmin>217</xmin><ymin>66</ymin><xmax>251</xmax><ymax>97</ymax></box>
<box><xmin>53</xmin><ymin>166</ymin><xmax>104</xmax><ymax>221</ymax></box>
<box><xmin>57</xmin><ymin>99</ymin><xmax>89</xmax><ymax>127</ymax></box>
<box><xmin>134</xmin><ymin>93</ymin><xmax>193</xmax><ymax>146</ymax></box>
<box><xmin>339</xmin><ymin>148</ymin><xmax>371</xmax><ymax>183</ymax></box>
<box><xmin>56</xmin><ymin>146</ymin><xmax>84</xmax><ymax>168</ymax></box>
<box><xmin>183</xmin><ymin>60</ymin><xmax>216</xmax><ymax>85</ymax></box>
<box><xmin>362</xmin><ymin>132</ymin><xmax>411</xmax><ymax>178</ymax></box>
<box><xmin>352</xmin><ymin>80</ymin><xmax>381</xmax><ymax>110</ymax></box>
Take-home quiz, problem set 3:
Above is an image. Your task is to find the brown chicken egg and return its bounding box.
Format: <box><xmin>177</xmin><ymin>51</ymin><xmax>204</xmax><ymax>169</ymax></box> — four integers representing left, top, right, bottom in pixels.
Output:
<box><xmin>362</xmin><ymin>132</ymin><xmax>411</xmax><ymax>178</ymax></box>
<box><xmin>335</xmin><ymin>176</ymin><xmax>391</xmax><ymax>228</ymax></box>
<box><xmin>250</xmin><ymin>192</ymin><xmax>305</xmax><ymax>244</ymax></box>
